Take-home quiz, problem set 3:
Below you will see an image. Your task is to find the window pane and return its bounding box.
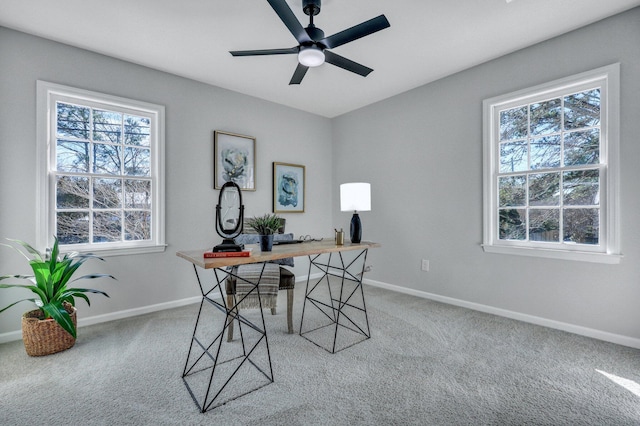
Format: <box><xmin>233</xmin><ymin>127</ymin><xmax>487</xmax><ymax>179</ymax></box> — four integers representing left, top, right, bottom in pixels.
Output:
<box><xmin>499</xmin><ymin>209</ymin><xmax>526</xmax><ymax>240</ymax></box>
<box><xmin>93</xmin><ymin>143</ymin><xmax>121</xmax><ymax>174</ymax></box>
<box><xmin>530</xmin><ymin>98</ymin><xmax>561</xmax><ymax>136</ymax></box>
<box><xmin>564</xmin><ymin>208</ymin><xmax>599</xmax><ymax>245</ymax></box>
<box><xmin>530</xmin><ymin>135</ymin><xmax>561</xmax><ymax>170</ymax></box>
<box><xmin>563</xmin><ymin>170</ymin><xmax>599</xmax><ymax>205</ymax></box>
<box><xmin>529</xmin><ymin>209</ymin><xmax>559</xmax><ymax>242</ymax></box>
<box><xmin>500</xmin><ymin>141</ymin><xmax>528</xmax><ymax>173</ymax></box>
<box><xmin>564</xmin><ymin>89</ymin><xmax>600</xmax><ymax>130</ymax></box>
<box><xmin>529</xmin><ymin>172</ymin><xmax>560</xmax><ymax>206</ymax></box>
<box><xmin>124</xmin><ymin>179</ymin><xmax>151</xmax><ymax>209</ymax></box>
<box><xmin>93</xmin><ymin>212</ymin><xmax>122</xmax><ymax>243</ymax></box>
<box><xmin>56</xmin><ymin>176</ymin><xmax>89</xmax><ymax>208</ymax></box>
<box><xmin>57</xmin><ymin>140</ymin><xmax>89</xmax><ymax>172</ymax></box>
<box><xmin>124</xmin><ymin>115</ymin><xmax>150</xmax><ymax>146</ymax></box>
<box><xmin>93</xmin><ymin>178</ymin><xmax>122</xmax><ymax>208</ymax></box>
<box><xmin>564</xmin><ymin>129</ymin><xmax>599</xmax><ymax>166</ymax></box>
<box><xmin>57</xmin><ymin>102</ymin><xmax>89</xmax><ymax>139</ymax></box>
<box><xmin>57</xmin><ymin>212</ymin><xmax>89</xmax><ymax>244</ymax></box>
<box><xmin>124</xmin><ymin>147</ymin><xmax>150</xmax><ymax>176</ymax></box>
<box><xmin>499</xmin><ymin>175</ymin><xmax>526</xmax><ymax>207</ymax></box>
<box><xmin>500</xmin><ymin>106</ymin><xmax>527</xmax><ymax>141</ymax></box>
<box><xmin>93</xmin><ymin>109</ymin><xmax>122</xmax><ymax>143</ymax></box>
<box><xmin>125</xmin><ymin>211</ymin><xmax>151</xmax><ymax>241</ymax></box>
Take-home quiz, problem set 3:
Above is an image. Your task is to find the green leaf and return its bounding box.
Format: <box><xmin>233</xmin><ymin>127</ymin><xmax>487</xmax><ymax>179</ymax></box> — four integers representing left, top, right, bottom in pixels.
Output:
<box><xmin>58</xmin><ymin>256</ymin><xmax>94</xmax><ymax>288</ymax></box>
<box><xmin>61</xmin><ymin>287</ymin><xmax>110</xmax><ymax>300</ymax></box>
<box><xmin>0</xmin><ymin>274</ymin><xmax>35</xmax><ymax>282</ymax></box>
<box><xmin>42</xmin><ymin>301</ymin><xmax>76</xmax><ymax>339</ymax></box>
<box><xmin>29</xmin><ymin>261</ymin><xmax>51</xmax><ymax>294</ymax></box>
<box><xmin>71</xmin><ymin>273</ymin><xmax>116</xmax><ymax>282</ymax></box>
<box><xmin>0</xmin><ymin>298</ymin><xmax>37</xmax><ymax>314</ymax></box>
<box><xmin>70</xmin><ymin>292</ymin><xmax>90</xmax><ymax>306</ymax></box>
<box><xmin>0</xmin><ymin>282</ymin><xmax>47</xmax><ymax>305</ymax></box>
<box><xmin>49</xmin><ymin>236</ymin><xmax>60</xmax><ymax>273</ymax></box>
<box><xmin>7</xmin><ymin>238</ymin><xmax>43</xmax><ymax>262</ymax></box>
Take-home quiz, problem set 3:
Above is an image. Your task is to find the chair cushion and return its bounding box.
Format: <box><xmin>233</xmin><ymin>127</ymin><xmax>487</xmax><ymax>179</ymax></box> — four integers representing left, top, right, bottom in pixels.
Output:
<box><xmin>235</xmin><ymin>233</ymin><xmax>295</xmax><ymax>266</ymax></box>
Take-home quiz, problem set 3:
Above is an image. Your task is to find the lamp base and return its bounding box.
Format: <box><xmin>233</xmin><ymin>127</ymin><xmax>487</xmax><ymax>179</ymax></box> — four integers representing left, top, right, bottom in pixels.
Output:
<box><xmin>350</xmin><ymin>213</ymin><xmax>362</xmax><ymax>244</ymax></box>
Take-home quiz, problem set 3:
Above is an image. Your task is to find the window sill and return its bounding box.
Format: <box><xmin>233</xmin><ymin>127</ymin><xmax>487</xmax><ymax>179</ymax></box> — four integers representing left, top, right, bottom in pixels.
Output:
<box><xmin>481</xmin><ymin>244</ymin><xmax>622</xmax><ymax>264</ymax></box>
<box><xmin>63</xmin><ymin>244</ymin><xmax>167</xmax><ymax>258</ymax></box>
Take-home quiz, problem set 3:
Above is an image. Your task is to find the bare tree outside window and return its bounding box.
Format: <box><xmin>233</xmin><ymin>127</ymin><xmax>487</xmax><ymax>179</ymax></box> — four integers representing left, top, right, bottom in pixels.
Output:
<box><xmin>496</xmin><ymin>89</ymin><xmax>601</xmax><ymax>245</ymax></box>
<box><xmin>55</xmin><ymin>103</ymin><xmax>152</xmax><ymax>245</ymax></box>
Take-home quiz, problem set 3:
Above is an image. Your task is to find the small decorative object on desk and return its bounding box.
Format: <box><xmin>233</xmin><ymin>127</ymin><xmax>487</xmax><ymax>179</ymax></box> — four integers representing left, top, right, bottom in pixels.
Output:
<box><xmin>340</xmin><ymin>182</ymin><xmax>371</xmax><ymax>244</ymax></box>
<box><xmin>246</xmin><ymin>214</ymin><xmax>283</xmax><ymax>251</ymax></box>
<box><xmin>204</xmin><ymin>248</ymin><xmax>253</xmax><ymax>258</ymax></box>
<box><xmin>335</xmin><ymin>228</ymin><xmax>345</xmax><ymax>245</ymax></box>
<box><xmin>213</xmin><ymin>181</ymin><xmax>245</xmax><ymax>252</ymax></box>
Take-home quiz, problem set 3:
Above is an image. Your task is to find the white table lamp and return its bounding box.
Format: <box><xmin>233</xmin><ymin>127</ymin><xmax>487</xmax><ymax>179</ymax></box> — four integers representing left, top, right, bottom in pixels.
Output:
<box><xmin>340</xmin><ymin>183</ymin><xmax>371</xmax><ymax>243</ymax></box>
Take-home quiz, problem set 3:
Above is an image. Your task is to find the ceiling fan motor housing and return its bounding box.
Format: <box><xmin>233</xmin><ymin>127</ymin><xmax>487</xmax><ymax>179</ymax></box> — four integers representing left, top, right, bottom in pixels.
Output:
<box><xmin>305</xmin><ymin>26</ymin><xmax>325</xmax><ymax>44</ymax></box>
<box><xmin>303</xmin><ymin>0</ymin><xmax>321</xmax><ymax>16</ymax></box>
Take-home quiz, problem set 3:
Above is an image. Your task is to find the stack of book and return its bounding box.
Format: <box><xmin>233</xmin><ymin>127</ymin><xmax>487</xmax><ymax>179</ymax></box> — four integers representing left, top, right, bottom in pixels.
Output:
<box><xmin>203</xmin><ymin>248</ymin><xmax>253</xmax><ymax>258</ymax></box>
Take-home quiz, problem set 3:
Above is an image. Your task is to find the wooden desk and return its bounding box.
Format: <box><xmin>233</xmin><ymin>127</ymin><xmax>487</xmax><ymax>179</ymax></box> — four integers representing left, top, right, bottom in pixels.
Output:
<box><xmin>177</xmin><ymin>240</ymin><xmax>380</xmax><ymax>269</ymax></box>
<box><xmin>177</xmin><ymin>240</ymin><xmax>380</xmax><ymax>412</ymax></box>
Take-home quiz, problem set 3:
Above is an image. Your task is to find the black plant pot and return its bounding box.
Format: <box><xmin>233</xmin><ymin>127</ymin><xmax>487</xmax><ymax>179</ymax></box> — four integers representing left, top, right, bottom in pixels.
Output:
<box><xmin>259</xmin><ymin>235</ymin><xmax>274</xmax><ymax>251</ymax></box>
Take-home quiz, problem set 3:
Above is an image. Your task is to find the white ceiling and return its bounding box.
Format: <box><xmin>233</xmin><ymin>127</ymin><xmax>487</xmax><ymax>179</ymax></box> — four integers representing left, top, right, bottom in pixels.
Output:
<box><xmin>2</xmin><ymin>0</ymin><xmax>639</xmax><ymax>118</ymax></box>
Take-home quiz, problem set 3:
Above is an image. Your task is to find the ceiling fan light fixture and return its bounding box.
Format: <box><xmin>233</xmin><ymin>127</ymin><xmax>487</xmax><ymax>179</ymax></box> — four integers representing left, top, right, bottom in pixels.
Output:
<box><xmin>298</xmin><ymin>46</ymin><xmax>325</xmax><ymax>67</ymax></box>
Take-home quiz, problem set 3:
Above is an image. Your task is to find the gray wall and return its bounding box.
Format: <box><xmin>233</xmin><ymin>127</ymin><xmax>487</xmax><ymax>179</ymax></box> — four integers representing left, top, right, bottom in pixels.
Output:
<box><xmin>333</xmin><ymin>8</ymin><xmax>640</xmax><ymax>345</ymax></box>
<box><xmin>0</xmin><ymin>27</ymin><xmax>332</xmax><ymax>336</ymax></box>
<box><xmin>2</xmin><ymin>8</ymin><xmax>639</xmax><ymax>346</ymax></box>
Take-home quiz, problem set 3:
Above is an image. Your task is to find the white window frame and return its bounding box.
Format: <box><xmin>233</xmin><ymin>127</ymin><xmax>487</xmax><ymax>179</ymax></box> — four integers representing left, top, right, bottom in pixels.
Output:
<box><xmin>36</xmin><ymin>81</ymin><xmax>166</xmax><ymax>256</ymax></box>
<box><xmin>482</xmin><ymin>64</ymin><xmax>621</xmax><ymax>264</ymax></box>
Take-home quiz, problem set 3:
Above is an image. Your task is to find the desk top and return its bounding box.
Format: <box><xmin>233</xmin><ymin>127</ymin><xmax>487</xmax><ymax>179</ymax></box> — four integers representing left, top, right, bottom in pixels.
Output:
<box><xmin>177</xmin><ymin>240</ymin><xmax>381</xmax><ymax>269</ymax></box>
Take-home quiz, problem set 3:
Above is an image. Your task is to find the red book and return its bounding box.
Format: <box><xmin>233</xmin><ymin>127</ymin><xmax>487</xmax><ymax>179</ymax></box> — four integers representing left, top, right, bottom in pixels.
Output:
<box><xmin>204</xmin><ymin>249</ymin><xmax>252</xmax><ymax>258</ymax></box>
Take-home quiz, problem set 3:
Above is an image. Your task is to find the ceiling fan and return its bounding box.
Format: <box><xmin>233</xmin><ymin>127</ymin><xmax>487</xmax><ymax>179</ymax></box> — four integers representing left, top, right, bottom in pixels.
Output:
<box><xmin>230</xmin><ymin>0</ymin><xmax>390</xmax><ymax>85</ymax></box>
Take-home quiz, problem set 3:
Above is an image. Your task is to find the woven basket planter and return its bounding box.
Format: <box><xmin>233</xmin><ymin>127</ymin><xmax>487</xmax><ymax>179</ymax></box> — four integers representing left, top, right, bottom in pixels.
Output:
<box><xmin>21</xmin><ymin>304</ymin><xmax>77</xmax><ymax>356</ymax></box>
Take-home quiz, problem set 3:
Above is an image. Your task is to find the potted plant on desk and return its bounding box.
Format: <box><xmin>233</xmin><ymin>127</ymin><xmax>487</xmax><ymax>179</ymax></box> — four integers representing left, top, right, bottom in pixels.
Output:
<box><xmin>246</xmin><ymin>214</ymin><xmax>283</xmax><ymax>251</ymax></box>
<box><xmin>0</xmin><ymin>237</ymin><xmax>115</xmax><ymax>356</ymax></box>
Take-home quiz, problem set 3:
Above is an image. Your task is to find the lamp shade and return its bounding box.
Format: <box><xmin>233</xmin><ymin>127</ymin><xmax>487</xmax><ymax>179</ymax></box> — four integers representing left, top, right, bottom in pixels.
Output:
<box><xmin>340</xmin><ymin>183</ymin><xmax>371</xmax><ymax>212</ymax></box>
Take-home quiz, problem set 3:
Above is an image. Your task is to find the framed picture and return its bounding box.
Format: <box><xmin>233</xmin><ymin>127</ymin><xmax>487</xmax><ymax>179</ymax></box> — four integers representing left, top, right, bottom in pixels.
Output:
<box><xmin>273</xmin><ymin>162</ymin><xmax>305</xmax><ymax>213</ymax></box>
<box><xmin>214</xmin><ymin>131</ymin><xmax>256</xmax><ymax>191</ymax></box>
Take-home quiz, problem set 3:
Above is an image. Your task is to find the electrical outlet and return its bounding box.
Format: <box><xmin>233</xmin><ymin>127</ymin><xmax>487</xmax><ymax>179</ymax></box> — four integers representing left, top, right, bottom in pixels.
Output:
<box><xmin>421</xmin><ymin>259</ymin><xmax>429</xmax><ymax>271</ymax></box>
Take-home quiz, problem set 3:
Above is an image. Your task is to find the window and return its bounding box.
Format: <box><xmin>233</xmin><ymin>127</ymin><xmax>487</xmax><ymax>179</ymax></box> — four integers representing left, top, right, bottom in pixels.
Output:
<box><xmin>37</xmin><ymin>81</ymin><xmax>165</xmax><ymax>256</ymax></box>
<box><xmin>482</xmin><ymin>64</ymin><xmax>621</xmax><ymax>263</ymax></box>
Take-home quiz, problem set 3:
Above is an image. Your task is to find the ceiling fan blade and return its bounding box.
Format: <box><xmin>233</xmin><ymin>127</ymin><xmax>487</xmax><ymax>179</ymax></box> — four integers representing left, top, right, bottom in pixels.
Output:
<box><xmin>267</xmin><ymin>0</ymin><xmax>313</xmax><ymax>44</ymax></box>
<box><xmin>320</xmin><ymin>15</ymin><xmax>390</xmax><ymax>49</ymax></box>
<box><xmin>289</xmin><ymin>63</ymin><xmax>309</xmax><ymax>85</ymax></box>
<box><xmin>324</xmin><ymin>50</ymin><xmax>373</xmax><ymax>77</ymax></box>
<box><xmin>230</xmin><ymin>47</ymin><xmax>298</xmax><ymax>56</ymax></box>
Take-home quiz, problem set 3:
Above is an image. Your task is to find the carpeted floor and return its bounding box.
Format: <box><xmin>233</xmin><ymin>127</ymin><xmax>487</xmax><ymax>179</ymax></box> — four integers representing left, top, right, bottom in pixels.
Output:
<box><xmin>1</xmin><ymin>283</ymin><xmax>639</xmax><ymax>425</ymax></box>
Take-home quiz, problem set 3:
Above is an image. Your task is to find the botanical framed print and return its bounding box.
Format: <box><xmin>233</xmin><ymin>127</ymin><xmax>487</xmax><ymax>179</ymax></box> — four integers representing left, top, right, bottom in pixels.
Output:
<box><xmin>273</xmin><ymin>162</ymin><xmax>305</xmax><ymax>213</ymax></box>
<box><xmin>214</xmin><ymin>130</ymin><xmax>256</xmax><ymax>191</ymax></box>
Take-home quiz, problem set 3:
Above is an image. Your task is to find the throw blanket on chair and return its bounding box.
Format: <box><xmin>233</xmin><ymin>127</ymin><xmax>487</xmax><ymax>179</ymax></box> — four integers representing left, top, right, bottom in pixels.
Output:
<box><xmin>232</xmin><ymin>263</ymin><xmax>280</xmax><ymax>310</ymax></box>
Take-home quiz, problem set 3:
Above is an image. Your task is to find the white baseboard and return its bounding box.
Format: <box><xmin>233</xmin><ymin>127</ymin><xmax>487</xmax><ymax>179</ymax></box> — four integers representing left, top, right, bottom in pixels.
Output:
<box><xmin>0</xmin><ymin>296</ymin><xmax>203</xmax><ymax>345</ymax></box>
<box><xmin>0</xmin><ymin>330</ymin><xmax>22</xmax><ymax>345</ymax></box>
<box><xmin>76</xmin><ymin>296</ymin><xmax>204</xmax><ymax>328</ymax></box>
<box><xmin>363</xmin><ymin>278</ymin><xmax>640</xmax><ymax>350</ymax></box>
